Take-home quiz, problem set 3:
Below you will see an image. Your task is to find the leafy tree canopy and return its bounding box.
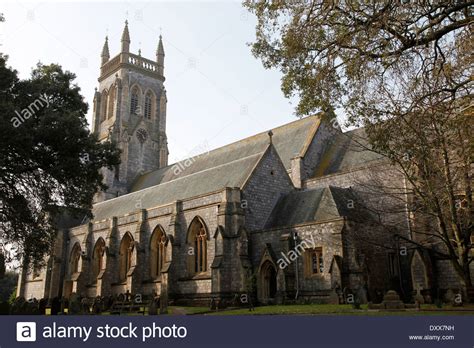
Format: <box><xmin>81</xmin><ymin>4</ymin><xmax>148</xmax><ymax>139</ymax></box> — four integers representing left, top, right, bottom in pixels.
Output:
<box><xmin>0</xmin><ymin>57</ymin><xmax>120</xmax><ymax>267</ymax></box>
<box><xmin>245</xmin><ymin>1</ymin><xmax>472</xmax><ymax>118</ymax></box>
<box><xmin>245</xmin><ymin>1</ymin><xmax>473</xmax><ymax>288</ymax></box>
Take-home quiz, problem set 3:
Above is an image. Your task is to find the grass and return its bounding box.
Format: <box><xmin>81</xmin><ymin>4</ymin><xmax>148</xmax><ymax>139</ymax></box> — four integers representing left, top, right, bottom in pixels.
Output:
<box><xmin>96</xmin><ymin>304</ymin><xmax>474</xmax><ymax>316</ymax></box>
<box><xmin>168</xmin><ymin>306</ymin><xmax>210</xmax><ymax>315</ymax></box>
<box><xmin>204</xmin><ymin>304</ymin><xmax>474</xmax><ymax>316</ymax></box>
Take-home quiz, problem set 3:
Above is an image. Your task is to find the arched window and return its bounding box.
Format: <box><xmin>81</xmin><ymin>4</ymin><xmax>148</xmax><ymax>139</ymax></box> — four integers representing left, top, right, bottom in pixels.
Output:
<box><xmin>31</xmin><ymin>264</ymin><xmax>41</xmax><ymax>280</ymax></box>
<box><xmin>92</xmin><ymin>238</ymin><xmax>106</xmax><ymax>281</ymax></box>
<box><xmin>144</xmin><ymin>91</ymin><xmax>154</xmax><ymax>119</ymax></box>
<box><xmin>100</xmin><ymin>90</ymin><xmax>108</xmax><ymax>122</ymax></box>
<box><xmin>304</xmin><ymin>247</ymin><xmax>324</xmax><ymax>276</ymax></box>
<box><xmin>130</xmin><ymin>87</ymin><xmax>139</xmax><ymax>115</ymax></box>
<box><xmin>107</xmin><ymin>86</ymin><xmax>116</xmax><ymax>119</ymax></box>
<box><xmin>119</xmin><ymin>233</ymin><xmax>134</xmax><ymax>282</ymax></box>
<box><xmin>187</xmin><ymin>217</ymin><xmax>207</xmax><ymax>274</ymax></box>
<box><xmin>150</xmin><ymin>226</ymin><xmax>167</xmax><ymax>278</ymax></box>
<box><xmin>69</xmin><ymin>243</ymin><xmax>82</xmax><ymax>276</ymax></box>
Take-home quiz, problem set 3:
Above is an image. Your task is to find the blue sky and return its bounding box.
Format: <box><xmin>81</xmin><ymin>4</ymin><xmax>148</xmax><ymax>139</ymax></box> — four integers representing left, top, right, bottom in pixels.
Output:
<box><xmin>1</xmin><ymin>0</ymin><xmax>304</xmax><ymax>161</ymax></box>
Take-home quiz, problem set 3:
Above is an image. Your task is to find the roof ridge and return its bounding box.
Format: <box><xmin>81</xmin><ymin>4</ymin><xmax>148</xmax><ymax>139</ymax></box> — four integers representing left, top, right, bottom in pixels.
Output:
<box><xmin>139</xmin><ymin>114</ymin><xmax>322</xmax><ymax>179</ymax></box>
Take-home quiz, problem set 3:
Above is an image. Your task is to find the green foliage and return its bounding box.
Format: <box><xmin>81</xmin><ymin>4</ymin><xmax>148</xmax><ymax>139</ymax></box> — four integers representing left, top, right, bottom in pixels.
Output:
<box><xmin>245</xmin><ymin>270</ymin><xmax>257</xmax><ymax>293</ymax></box>
<box><xmin>245</xmin><ymin>0</ymin><xmax>473</xmax><ymax>288</ymax></box>
<box><xmin>0</xmin><ymin>271</ymin><xmax>18</xmax><ymax>302</ymax></box>
<box><xmin>0</xmin><ymin>56</ymin><xmax>120</xmax><ymax>266</ymax></box>
<box><xmin>8</xmin><ymin>287</ymin><xmax>16</xmax><ymax>304</ymax></box>
<box><xmin>0</xmin><ymin>252</ymin><xmax>5</xmax><ymax>279</ymax></box>
<box><xmin>244</xmin><ymin>1</ymin><xmax>472</xmax><ymax>119</ymax></box>
<box><xmin>210</xmin><ymin>304</ymin><xmax>473</xmax><ymax>316</ymax></box>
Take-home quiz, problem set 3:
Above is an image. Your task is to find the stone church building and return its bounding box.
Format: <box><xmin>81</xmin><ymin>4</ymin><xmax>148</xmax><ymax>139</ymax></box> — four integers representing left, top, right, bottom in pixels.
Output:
<box><xmin>17</xmin><ymin>22</ymin><xmax>469</xmax><ymax>306</ymax></box>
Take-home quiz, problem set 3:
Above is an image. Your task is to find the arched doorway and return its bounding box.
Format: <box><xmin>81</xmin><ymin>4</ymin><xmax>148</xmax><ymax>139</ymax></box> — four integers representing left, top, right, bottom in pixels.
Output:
<box><xmin>260</xmin><ymin>261</ymin><xmax>277</xmax><ymax>303</ymax></box>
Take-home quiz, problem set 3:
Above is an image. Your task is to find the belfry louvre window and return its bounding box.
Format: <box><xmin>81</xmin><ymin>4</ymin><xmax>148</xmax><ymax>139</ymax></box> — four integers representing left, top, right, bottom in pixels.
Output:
<box><xmin>100</xmin><ymin>90</ymin><xmax>108</xmax><ymax>122</ymax></box>
<box><xmin>130</xmin><ymin>87</ymin><xmax>139</xmax><ymax>115</ymax></box>
<box><xmin>304</xmin><ymin>247</ymin><xmax>324</xmax><ymax>276</ymax></box>
<box><xmin>107</xmin><ymin>87</ymin><xmax>116</xmax><ymax>119</ymax></box>
<box><xmin>144</xmin><ymin>92</ymin><xmax>153</xmax><ymax>119</ymax></box>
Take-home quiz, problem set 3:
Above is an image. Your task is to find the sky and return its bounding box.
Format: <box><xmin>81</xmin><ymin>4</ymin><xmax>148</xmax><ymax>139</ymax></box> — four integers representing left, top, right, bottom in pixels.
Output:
<box><xmin>0</xmin><ymin>0</ymin><xmax>303</xmax><ymax>162</ymax></box>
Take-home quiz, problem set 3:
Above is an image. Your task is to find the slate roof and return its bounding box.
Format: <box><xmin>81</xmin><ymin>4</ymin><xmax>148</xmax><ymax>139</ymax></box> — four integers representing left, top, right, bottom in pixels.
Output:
<box><xmin>92</xmin><ymin>152</ymin><xmax>264</xmax><ymax>221</ymax></box>
<box><xmin>312</xmin><ymin>128</ymin><xmax>385</xmax><ymax>177</ymax></box>
<box><xmin>132</xmin><ymin>115</ymin><xmax>321</xmax><ymax>192</ymax></box>
<box><xmin>90</xmin><ymin>115</ymin><xmax>322</xmax><ymax>222</ymax></box>
<box><xmin>265</xmin><ymin>186</ymin><xmax>369</xmax><ymax>229</ymax></box>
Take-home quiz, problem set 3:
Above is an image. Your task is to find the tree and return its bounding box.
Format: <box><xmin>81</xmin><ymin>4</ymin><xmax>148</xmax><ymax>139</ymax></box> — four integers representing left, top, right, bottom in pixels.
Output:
<box><xmin>0</xmin><ymin>272</ymin><xmax>17</xmax><ymax>302</ymax></box>
<box><xmin>245</xmin><ymin>1</ymin><xmax>473</xmax><ymax>290</ymax></box>
<box><xmin>0</xmin><ymin>57</ymin><xmax>120</xmax><ymax>267</ymax></box>
<box><xmin>0</xmin><ymin>250</ymin><xmax>5</xmax><ymax>279</ymax></box>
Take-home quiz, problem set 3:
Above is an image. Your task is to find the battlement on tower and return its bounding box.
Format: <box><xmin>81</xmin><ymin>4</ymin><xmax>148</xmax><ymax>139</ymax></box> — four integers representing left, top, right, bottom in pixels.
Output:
<box><xmin>99</xmin><ymin>51</ymin><xmax>165</xmax><ymax>83</ymax></box>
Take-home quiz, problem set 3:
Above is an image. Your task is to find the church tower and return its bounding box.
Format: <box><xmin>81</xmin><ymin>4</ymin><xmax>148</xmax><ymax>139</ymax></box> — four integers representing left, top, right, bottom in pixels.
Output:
<box><xmin>92</xmin><ymin>21</ymin><xmax>169</xmax><ymax>202</ymax></box>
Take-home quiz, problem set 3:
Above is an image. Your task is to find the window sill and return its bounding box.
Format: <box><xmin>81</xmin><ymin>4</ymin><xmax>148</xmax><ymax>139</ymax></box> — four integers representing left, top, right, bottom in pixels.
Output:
<box><xmin>111</xmin><ymin>281</ymin><xmax>127</xmax><ymax>286</ymax></box>
<box><xmin>179</xmin><ymin>273</ymin><xmax>211</xmax><ymax>281</ymax></box>
<box><xmin>305</xmin><ymin>273</ymin><xmax>325</xmax><ymax>279</ymax></box>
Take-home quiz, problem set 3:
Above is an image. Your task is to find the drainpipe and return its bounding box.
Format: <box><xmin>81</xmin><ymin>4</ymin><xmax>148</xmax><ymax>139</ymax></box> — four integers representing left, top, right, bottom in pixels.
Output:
<box><xmin>403</xmin><ymin>176</ymin><xmax>414</xmax><ymax>240</ymax></box>
<box><xmin>293</xmin><ymin>231</ymin><xmax>299</xmax><ymax>300</ymax></box>
<box><xmin>395</xmin><ymin>235</ymin><xmax>405</xmax><ymax>300</ymax></box>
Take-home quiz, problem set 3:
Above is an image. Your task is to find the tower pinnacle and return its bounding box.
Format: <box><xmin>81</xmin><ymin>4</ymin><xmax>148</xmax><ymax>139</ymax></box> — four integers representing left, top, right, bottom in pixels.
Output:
<box><xmin>121</xmin><ymin>20</ymin><xmax>130</xmax><ymax>53</ymax></box>
<box><xmin>156</xmin><ymin>35</ymin><xmax>165</xmax><ymax>76</ymax></box>
<box><xmin>101</xmin><ymin>36</ymin><xmax>110</xmax><ymax>65</ymax></box>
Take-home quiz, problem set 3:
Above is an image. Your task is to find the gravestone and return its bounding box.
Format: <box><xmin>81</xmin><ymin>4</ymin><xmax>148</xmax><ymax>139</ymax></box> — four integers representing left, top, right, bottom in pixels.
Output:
<box><xmin>149</xmin><ymin>297</ymin><xmax>159</xmax><ymax>315</ymax></box>
<box><xmin>92</xmin><ymin>297</ymin><xmax>102</xmax><ymax>314</ymax></box>
<box><xmin>382</xmin><ymin>290</ymin><xmax>405</xmax><ymax>310</ymax></box>
<box><xmin>414</xmin><ymin>286</ymin><xmax>425</xmax><ymax>304</ymax></box>
<box><xmin>69</xmin><ymin>293</ymin><xmax>81</xmax><ymax>314</ymax></box>
<box><xmin>328</xmin><ymin>289</ymin><xmax>340</xmax><ymax>305</ymax></box>
<box><xmin>209</xmin><ymin>297</ymin><xmax>216</xmax><ymax>310</ymax></box>
<box><xmin>81</xmin><ymin>297</ymin><xmax>90</xmax><ymax>314</ymax></box>
<box><xmin>444</xmin><ymin>289</ymin><xmax>455</xmax><ymax>304</ymax></box>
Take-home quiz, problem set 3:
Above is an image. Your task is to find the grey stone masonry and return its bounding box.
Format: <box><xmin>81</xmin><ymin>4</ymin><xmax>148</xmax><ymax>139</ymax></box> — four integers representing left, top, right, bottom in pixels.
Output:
<box><xmin>16</xmin><ymin>28</ymin><xmax>465</xmax><ymax>303</ymax></box>
<box><xmin>242</xmin><ymin>145</ymin><xmax>294</xmax><ymax>232</ymax></box>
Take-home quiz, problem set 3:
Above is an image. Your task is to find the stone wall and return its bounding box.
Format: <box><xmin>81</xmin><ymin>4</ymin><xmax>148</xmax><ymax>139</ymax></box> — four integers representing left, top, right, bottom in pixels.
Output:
<box><xmin>94</xmin><ymin>64</ymin><xmax>168</xmax><ymax>202</ymax></box>
<box><xmin>301</xmin><ymin>118</ymin><xmax>339</xmax><ymax>180</ymax></box>
<box><xmin>44</xmin><ymin>189</ymin><xmax>243</xmax><ymax>302</ymax></box>
<box><xmin>436</xmin><ymin>260</ymin><xmax>462</xmax><ymax>290</ymax></box>
<box><xmin>305</xmin><ymin>164</ymin><xmax>410</xmax><ymax>228</ymax></box>
<box><xmin>251</xmin><ymin>220</ymin><xmax>344</xmax><ymax>302</ymax></box>
<box><xmin>242</xmin><ymin>145</ymin><xmax>294</xmax><ymax>232</ymax></box>
<box><xmin>21</xmin><ymin>279</ymin><xmax>47</xmax><ymax>300</ymax></box>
